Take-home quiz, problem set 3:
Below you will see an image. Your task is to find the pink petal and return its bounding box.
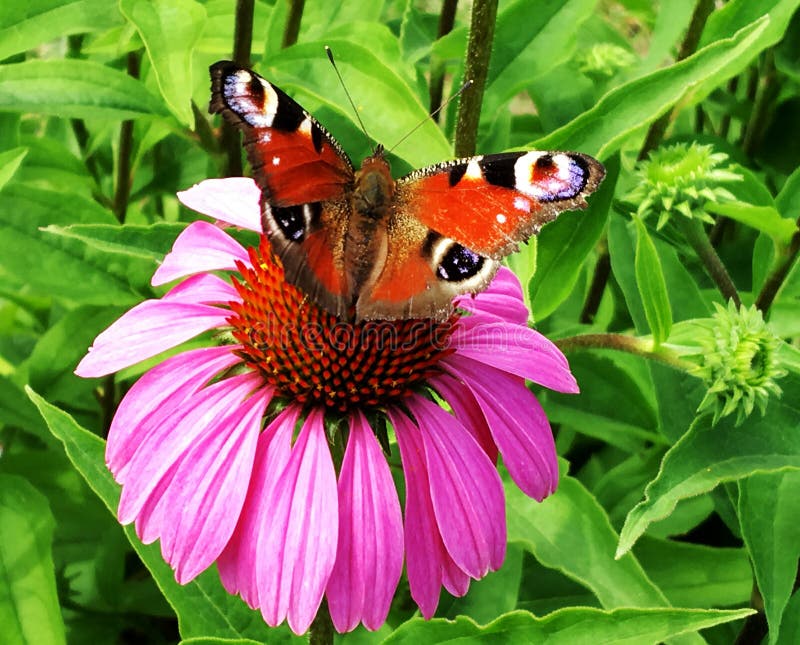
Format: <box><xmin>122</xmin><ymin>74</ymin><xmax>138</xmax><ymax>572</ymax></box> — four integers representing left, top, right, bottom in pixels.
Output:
<box><xmin>157</xmin><ymin>384</ymin><xmax>272</xmax><ymax>583</ymax></box>
<box><xmin>456</xmin><ymin>267</ymin><xmax>528</xmax><ymax>325</ymax></box>
<box><xmin>161</xmin><ymin>273</ymin><xmax>240</xmax><ymax>305</ymax></box>
<box><xmin>430</xmin><ymin>372</ymin><xmax>497</xmax><ymax>463</ymax></box>
<box><xmin>177</xmin><ymin>177</ymin><xmax>263</xmax><ymax>232</ymax></box>
<box><xmin>75</xmin><ymin>300</ymin><xmax>230</xmax><ymax>377</ymax></box>
<box><xmin>152</xmin><ymin>221</ymin><xmax>250</xmax><ymax>286</ymax></box>
<box><xmin>448</xmin><ymin>318</ymin><xmax>578</xmax><ymax>393</ymax></box>
<box><xmin>106</xmin><ymin>345</ymin><xmax>241</xmax><ymax>478</ymax></box>
<box><xmin>117</xmin><ymin>373</ymin><xmax>261</xmax><ymax>524</ymax></box>
<box><xmin>218</xmin><ymin>405</ymin><xmax>302</xmax><ymax>609</ymax></box>
<box><xmin>388</xmin><ymin>407</ymin><xmax>469</xmax><ymax>618</ymax></box>
<box><xmin>327</xmin><ymin>410</ymin><xmax>403</xmax><ymax>632</ymax></box>
<box><xmin>442</xmin><ymin>361</ymin><xmax>558</xmax><ymax>500</ymax></box>
<box><xmin>406</xmin><ymin>395</ymin><xmax>506</xmax><ymax>577</ymax></box>
<box><xmin>256</xmin><ymin>408</ymin><xmax>339</xmax><ymax>634</ymax></box>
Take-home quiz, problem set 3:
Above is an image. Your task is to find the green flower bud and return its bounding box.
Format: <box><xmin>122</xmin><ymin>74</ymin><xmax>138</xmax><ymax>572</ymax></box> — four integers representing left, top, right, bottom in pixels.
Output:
<box><xmin>577</xmin><ymin>43</ymin><xmax>637</xmax><ymax>78</ymax></box>
<box><xmin>691</xmin><ymin>301</ymin><xmax>787</xmax><ymax>425</ymax></box>
<box><xmin>628</xmin><ymin>143</ymin><xmax>742</xmax><ymax>229</ymax></box>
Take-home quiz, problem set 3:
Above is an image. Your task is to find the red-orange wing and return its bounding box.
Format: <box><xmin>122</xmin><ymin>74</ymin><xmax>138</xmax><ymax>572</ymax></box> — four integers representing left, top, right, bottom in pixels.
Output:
<box><xmin>210</xmin><ymin>61</ymin><xmax>354</xmax><ymax>206</ymax></box>
<box><xmin>396</xmin><ymin>151</ymin><xmax>605</xmax><ymax>258</ymax></box>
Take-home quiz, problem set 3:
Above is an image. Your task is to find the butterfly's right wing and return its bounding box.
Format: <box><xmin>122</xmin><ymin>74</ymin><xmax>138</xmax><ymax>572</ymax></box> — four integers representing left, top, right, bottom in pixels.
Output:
<box><xmin>210</xmin><ymin>61</ymin><xmax>354</xmax><ymax>317</ymax></box>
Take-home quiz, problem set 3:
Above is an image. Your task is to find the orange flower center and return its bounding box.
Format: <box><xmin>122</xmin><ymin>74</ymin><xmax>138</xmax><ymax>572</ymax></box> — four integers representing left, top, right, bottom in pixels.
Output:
<box><xmin>228</xmin><ymin>238</ymin><xmax>458</xmax><ymax>412</ymax></box>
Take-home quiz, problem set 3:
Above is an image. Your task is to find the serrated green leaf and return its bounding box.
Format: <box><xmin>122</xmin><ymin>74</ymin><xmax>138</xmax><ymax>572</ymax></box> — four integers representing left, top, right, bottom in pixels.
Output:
<box><xmin>617</xmin><ymin>371</ymin><xmax>800</xmax><ymax>556</ymax></box>
<box><xmin>384</xmin><ymin>607</ymin><xmax>753</xmax><ymax>644</ymax></box>
<box><xmin>120</xmin><ymin>0</ymin><xmax>206</xmax><ymax>128</ymax></box>
<box><xmin>710</xmin><ymin>202</ymin><xmax>797</xmax><ymax>245</ymax></box>
<box><xmin>529</xmin><ymin>153</ymin><xmax>618</xmax><ymax>320</ymax></box>
<box><xmin>0</xmin><ymin>0</ymin><xmax>122</xmax><ymax>60</ymax></box>
<box><xmin>0</xmin><ymin>474</ymin><xmax>66</xmax><ymax>645</ymax></box>
<box><xmin>0</xmin><ymin>186</ymin><xmax>150</xmax><ymax>305</ymax></box>
<box><xmin>634</xmin><ymin>218</ymin><xmax>672</xmax><ymax>345</ymax></box>
<box><xmin>0</xmin><ymin>59</ymin><xmax>169</xmax><ymax>120</ymax></box>
<box><xmin>533</xmin><ymin>19</ymin><xmax>769</xmax><ymax>157</ymax></box>
<box><xmin>0</xmin><ymin>147</ymin><xmax>27</xmax><ymax>193</ymax></box>
<box><xmin>26</xmin><ymin>388</ymin><xmax>299</xmax><ymax>643</ymax></box>
<box><xmin>739</xmin><ymin>471</ymin><xmax>800</xmax><ymax>645</ymax></box>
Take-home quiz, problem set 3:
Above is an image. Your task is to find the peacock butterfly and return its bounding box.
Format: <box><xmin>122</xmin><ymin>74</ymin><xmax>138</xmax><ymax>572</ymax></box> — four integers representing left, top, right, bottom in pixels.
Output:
<box><xmin>209</xmin><ymin>60</ymin><xmax>605</xmax><ymax>321</ymax></box>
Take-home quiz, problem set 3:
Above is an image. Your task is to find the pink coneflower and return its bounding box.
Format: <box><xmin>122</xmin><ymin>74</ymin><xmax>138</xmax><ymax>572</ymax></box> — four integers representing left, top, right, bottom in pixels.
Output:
<box><xmin>76</xmin><ymin>177</ymin><xmax>578</xmax><ymax>635</ymax></box>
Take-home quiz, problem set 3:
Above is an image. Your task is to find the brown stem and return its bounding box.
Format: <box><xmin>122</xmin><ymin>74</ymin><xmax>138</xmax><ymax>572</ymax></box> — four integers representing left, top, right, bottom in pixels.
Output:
<box><xmin>637</xmin><ymin>0</ymin><xmax>715</xmax><ymax>161</ymax></box>
<box><xmin>220</xmin><ymin>0</ymin><xmax>255</xmax><ymax>177</ymax></box>
<box><xmin>755</xmin><ymin>220</ymin><xmax>800</xmax><ymax>314</ymax></box>
<box><xmin>113</xmin><ymin>51</ymin><xmax>140</xmax><ymax>223</ymax></box>
<box><xmin>742</xmin><ymin>51</ymin><xmax>778</xmax><ymax>158</ymax></box>
<box><xmin>719</xmin><ymin>76</ymin><xmax>738</xmax><ymax>139</ymax></box>
<box><xmin>101</xmin><ymin>374</ymin><xmax>117</xmax><ymax>437</ymax></box>
<box><xmin>282</xmin><ymin>0</ymin><xmax>305</xmax><ymax>49</ymax></box>
<box><xmin>429</xmin><ymin>0</ymin><xmax>459</xmax><ymax>118</ymax></box>
<box><xmin>454</xmin><ymin>0</ymin><xmax>498</xmax><ymax>157</ymax></box>
<box><xmin>308</xmin><ymin>600</ymin><xmax>334</xmax><ymax>645</ymax></box>
<box><xmin>579</xmin><ymin>246</ymin><xmax>611</xmax><ymax>324</ymax></box>
<box><xmin>555</xmin><ymin>333</ymin><xmax>695</xmax><ymax>371</ymax></box>
<box><xmin>678</xmin><ymin>217</ymin><xmax>741</xmax><ymax>307</ymax></box>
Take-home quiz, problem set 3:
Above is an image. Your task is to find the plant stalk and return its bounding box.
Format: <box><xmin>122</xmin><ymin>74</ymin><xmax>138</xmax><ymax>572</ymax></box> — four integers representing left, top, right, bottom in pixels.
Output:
<box><xmin>678</xmin><ymin>217</ymin><xmax>741</xmax><ymax>307</ymax></box>
<box><xmin>555</xmin><ymin>333</ymin><xmax>696</xmax><ymax>371</ymax></box>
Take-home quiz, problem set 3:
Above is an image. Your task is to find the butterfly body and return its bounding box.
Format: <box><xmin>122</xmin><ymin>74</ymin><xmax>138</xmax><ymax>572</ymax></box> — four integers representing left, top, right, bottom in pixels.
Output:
<box><xmin>210</xmin><ymin>61</ymin><xmax>605</xmax><ymax>321</ymax></box>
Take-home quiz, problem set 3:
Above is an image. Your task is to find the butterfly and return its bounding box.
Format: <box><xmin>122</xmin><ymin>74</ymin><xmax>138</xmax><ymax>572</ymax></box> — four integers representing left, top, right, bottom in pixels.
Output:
<box><xmin>210</xmin><ymin>61</ymin><xmax>605</xmax><ymax>322</ymax></box>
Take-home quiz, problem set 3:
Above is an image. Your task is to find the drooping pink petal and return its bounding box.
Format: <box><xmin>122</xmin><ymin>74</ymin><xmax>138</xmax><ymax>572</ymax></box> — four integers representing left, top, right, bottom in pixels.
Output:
<box><xmin>152</xmin><ymin>221</ymin><xmax>250</xmax><ymax>286</ymax></box>
<box><xmin>117</xmin><ymin>373</ymin><xmax>262</xmax><ymax>525</ymax></box>
<box><xmin>74</xmin><ymin>300</ymin><xmax>230</xmax><ymax>378</ymax></box>
<box><xmin>218</xmin><ymin>405</ymin><xmax>302</xmax><ymax>609</ymax></box>
<box><xmin>429</xmin><ymin>372</ymin><xmax>497</xmax><ymax>462</ymax></box>
<box><xmin>406</xmin><ymin>395</ymin><xmax>506</xmax><ymax>577</ymax></box>
<box><xmin>160</xmin><ymin>273</ymin><xmax>241</xmax><ymax>305</ymax></box>
<box><xmin>448</xmin><ymin>318</ymin><xmax>578</xmax><ymax>393</ymax></box>
<box><xmin>443</xmin><ymin>360</ymin><xmax>558</xmax><ymax>500</ymax></box>
<box><xmin>455</xmin><ymin>267</ymin><xmax>528</xmax><ymax>325</ymax></box>
<box><xmin>327</xmin><ymin>410</ymin><xmax>403</xmax><ymax>632</ymax></box>
<box><xmin>256</xmin><ymin>408</ymin><xmax>339</xmax><ymax>634</ymax></box>
<box><xmin>155</xmin><ymin>384</ymin><xmax>272</xmax><ymax>583</ymax></box>
<box><xmin>388</xmin><ymin>407</ymin><xmax>469</xmax><ymax>618</ymax></box>
<box><xmin>177</xmin><ymin>177</ymin><xmax>263</xmax><ymax>232</ymax></box>
<box><xmin>106</xmin><ymin>345</ymin><xmax>241</xmax><ymax>478</ymax></box>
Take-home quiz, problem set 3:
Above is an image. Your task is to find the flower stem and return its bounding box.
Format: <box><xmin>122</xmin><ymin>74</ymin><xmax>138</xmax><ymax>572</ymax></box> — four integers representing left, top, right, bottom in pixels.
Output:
<box><xmin>555</xmin><ymin>333</ymin><xmax>696</xmax><ymax>372</ymax></box>
<box><xmin>454</xmin><ymin>0</ymin><xmax>498</xmax><ymax>157</ymax></box>
<box><xmin>282</xmin><ymin>0</ymin><xmax>305</xmax><ymax>48</ymax></box>
<box><xmin>579</xmin><ymin>244</ymin><xmax>611</xmax><ymax>324</ymax></box>
<box><xmin>678</xmin><ymin>217</ymin><xmax>741</xmax><ymax>307</ymax></box>
<box><xmin>742</xmin><ymin>51</ymin><xmax>779</xmax><ymax>158</ymax></box>
<box><xmin>637</xmin><ymin>0</ymin><xmax>715</xmax><ymax>161</ymax></box>
<box><xmin>429</xmin><ymin>0</ymin><xmax>459</xmax><ymax>118</ymax></box>
<box><xmin>755</xmin><ymin>220</ymin><xmax>800</xmax><ymax>314</ymax></box>
<box><xmin>113</xmin><ymin>51</ymin><xmax>140</xmax><ymax>223</ymax></box>
<box><xmin>221</xmin><ymin>0</ymin><xmax>255</xmax><ymax>177</ymax></box>
<box><xmin>309</xmin><ymin>600</ymin><xmax>334</xmax><ymax>645</ymax></box>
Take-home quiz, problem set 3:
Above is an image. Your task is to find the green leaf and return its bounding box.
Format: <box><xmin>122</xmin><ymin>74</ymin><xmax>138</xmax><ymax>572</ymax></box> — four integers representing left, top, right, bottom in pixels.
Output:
<box><xmin>533</xmin><ymin>18</ymin><xmax>769</xmax><ymax>157</ymax></box>
<box><xmin>739</xmin><ymin>471</ymin><xmax>800</xmax><ymax>644</ymax></box>
<box><xmin>263</xmin><ymin>36</ymin><xmax>450</xmax><ymax>169</ymax></box>
<box><xmin>634</xmin><ymin>536</ymin><xmax>752</xmax><ymax>608</ymax></box>
<box><xmin>384</xmin><ymin>607</ymin><xmax>753</xmax><ymax>644</ymax></box>
<box><xmin>778</xmin><ymin>591</ymin><xmax>800</xmax><ymax>645</ymax></box>
<box><xmin>776</xmin><ymin>165</ymin><xmax>800</xmax><ymax>217</ymax></box>
<box><xmin>710</xmin><ymin>202</ymin><xmax>797</xmax><ymax>245</ymax></box>
<box><xmin>634</xmin><ymin>218</ymin><xmax>673</xmax><ymax>345</ymax></box>
<box><xmin>0</xmin><ymin>147</ymin><xmax>27</xmax><ymax>193</ymax></box>
<box><xmin>0</xmin><ymin>0</ymin><xmax>122</xmax><ymax>60</ymax></box>
<box><xmin>700</xmin><ymin>0</ymin><xmax>800</xmax><ymax>48</ymax></box>
<box><xmin>120</xmin><ymin>0</ymin><xmax>206</xmax><ymax>128</ymax></box>
<box><xmin>617</xmin><ymin>371</ymin><xmax>800</xmax><ymax>556</ymax></box>
<box><xmin>26</xmin><ymin>388</ymin><xmax>299</xmax><ymax>643</ymax></box>
<box><xmin>506</xmin><ymin>469</ymin><xmax>672</xmax><ymax>609</ymax></box>
<box><xmin>0</xmin><ymin>474</ymin><xmax>66</xmax><ymax>645</ymax></box>
<box><xmin>529</xmin><ymin>153</ymin><xmax>619</xmax><ymax>321</ymax></box>
<box><xmin>0</xmin><ymin>59</ymin><xmax>169</xmax><ymax>120</ymax></box>
<box><xmin>0</xmin><ymin>185</ymin><xmax>149</xmax><ymax>305</ymax></box>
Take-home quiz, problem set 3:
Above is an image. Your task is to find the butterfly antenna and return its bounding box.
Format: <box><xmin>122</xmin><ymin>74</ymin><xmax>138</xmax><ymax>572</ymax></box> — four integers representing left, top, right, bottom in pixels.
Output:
<box><xmin>386</xmin><ymin>79</ymin><xmax>473</xmax><ymax>155</ymax></box>
<box><xmin>325</xmin><ymin>46</ymin><xmax>375</xmax><ymax>153</ymax></box>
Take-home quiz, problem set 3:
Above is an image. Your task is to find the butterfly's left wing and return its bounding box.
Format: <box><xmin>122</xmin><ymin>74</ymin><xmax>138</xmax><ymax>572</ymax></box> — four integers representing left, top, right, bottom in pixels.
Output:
<box><xmin>356</xmin><ymin>151</ymin><xmax>605</xmax><ymax>320</ymax></box>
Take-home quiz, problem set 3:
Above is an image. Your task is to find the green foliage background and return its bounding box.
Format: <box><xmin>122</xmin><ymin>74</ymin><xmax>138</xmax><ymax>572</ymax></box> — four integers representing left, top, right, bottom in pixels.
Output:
<box><xmin>1</xmin><ymin>0</ymin><xmax>799</xmax><ymax>643</ymax></box>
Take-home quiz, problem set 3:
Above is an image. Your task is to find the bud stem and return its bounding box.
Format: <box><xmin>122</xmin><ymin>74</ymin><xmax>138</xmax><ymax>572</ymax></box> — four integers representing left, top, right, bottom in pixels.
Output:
<box><xmin>555</xmin><ymin>333</ymin><xmax>696</xmax><ymax>372</ymax></box>
<box><xmin>677</xmin><ymin>217</ymin><xmax>742</xmax><ymax>307</ymax></box>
